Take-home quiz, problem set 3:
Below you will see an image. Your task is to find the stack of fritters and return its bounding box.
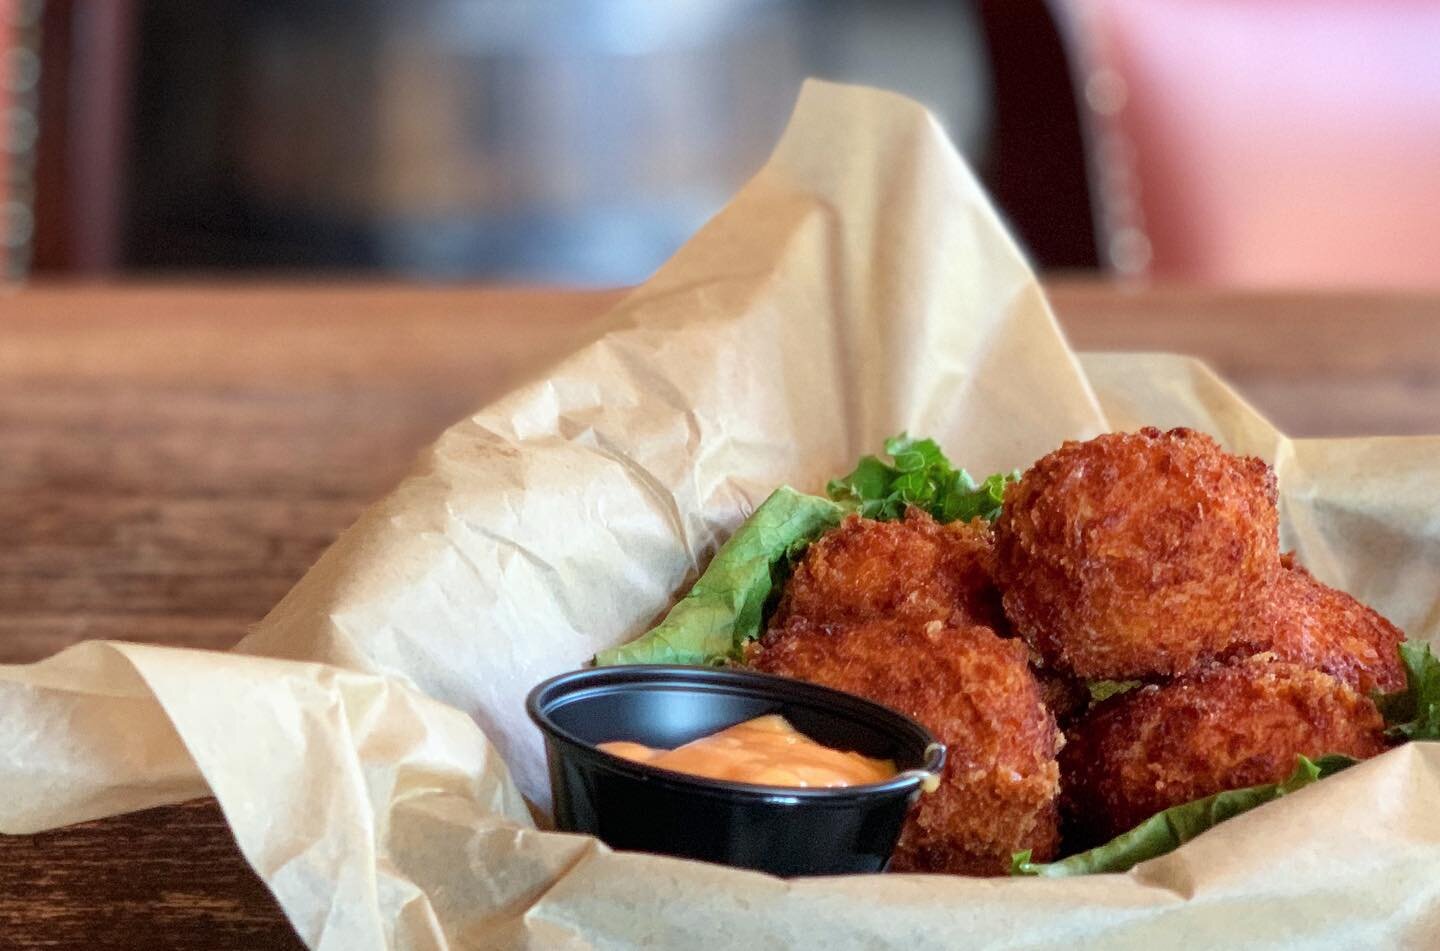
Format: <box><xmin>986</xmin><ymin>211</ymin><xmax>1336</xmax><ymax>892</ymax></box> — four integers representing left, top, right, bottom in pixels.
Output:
<box><xmin>745</xmin><ymin>427</ymin><xmax>1402</xmax><ymax>870</ymax></box>
<box><xmin>997</xmin><ymin>427</ymin><xmax>1397</xmax><ymax>849</ymax></box>
<box><xmin>747</xmin><ymin>511</ymin><xmax>1064</xmax><ymax>876</ymax></box>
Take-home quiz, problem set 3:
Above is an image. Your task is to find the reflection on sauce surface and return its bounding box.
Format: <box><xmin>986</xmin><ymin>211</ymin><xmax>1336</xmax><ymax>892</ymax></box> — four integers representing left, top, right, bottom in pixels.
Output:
<box><xmin>598</xmin><ymin>714</ymin><xmax>896</xmax><ymax>788</ymax></box>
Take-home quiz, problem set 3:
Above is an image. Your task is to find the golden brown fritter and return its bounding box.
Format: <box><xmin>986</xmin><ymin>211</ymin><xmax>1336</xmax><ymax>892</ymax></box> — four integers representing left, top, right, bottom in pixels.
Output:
<box><xmin>1059</xmin><ymin>657</ymin><xmax>1388</xmax><ymax>847</ymax></box>
<box><xmin>770</xmin><ymin>509</ymin><xmax>1005</xmax><ymax>633</ymax></box>
<box><xmin>1237</xmin><ymin>555</ymin><xmax>1406</xmax><ymax>695</ymax></box>
<box><xmin>746</xmin><ymin>618</ymin><xmax>1061</xmax><ymax>876</ymax></box>
<box><xmin>994</xmin><ymin>427</ymin><xmax>1281</xmax><ymax>679</ymax></box>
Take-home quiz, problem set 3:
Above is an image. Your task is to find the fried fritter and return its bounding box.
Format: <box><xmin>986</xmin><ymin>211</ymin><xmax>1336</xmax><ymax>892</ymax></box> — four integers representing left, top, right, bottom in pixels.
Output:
<box><xmin>771</xmin><ymin>509</ymin><xmax>1005</xmax><ymax>633</ymax></box>
<box><xmin>1238</xmin><ymin>555</ymin><xmax>1406</xmax><ymax>695</ymax></box>
<box><xmin>995</xmin><ymin>427</ymin><xmax>1281</xmax><ymax>679</ymax></box>
<box><xmin>746</xmin><ymin>617</ymin><xmax>1061</xmax><ymax>876</ymax></box>
<box><xmin>1060</xmin><ymin>657</ymin><xmax>1388</xmax><ymax>847</ymax></box>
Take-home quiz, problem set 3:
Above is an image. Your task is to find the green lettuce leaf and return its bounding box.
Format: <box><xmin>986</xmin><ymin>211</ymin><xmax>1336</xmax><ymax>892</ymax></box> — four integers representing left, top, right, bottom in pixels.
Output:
<box><xmin>826</xmin><ymin>432</ymin><xmax>1016</xmax><ymax>524</ymax></box>
<box><xmin>593</xmin><ymin>487</ymin><xmax>844</xmax><ymax>666</ymax></box>
<box><xmin>1012</xmin><ymin>754</ymin><xmax>1357</xmax><ymax>877</ymax></box>
<box><xmin>1086</xmin><ymin>680</ymin><xmax>1142</xmax><ymax>704</ymax></box>
<box><xmin>1375</xmin><ymin>640</ymin><xmax>1440</xmax><ymax>741</ymax></box>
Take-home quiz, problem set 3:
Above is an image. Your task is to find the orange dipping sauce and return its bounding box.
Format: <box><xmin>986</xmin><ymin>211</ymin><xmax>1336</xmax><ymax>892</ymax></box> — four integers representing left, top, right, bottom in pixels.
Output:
<box><xmin>598</xmin><ymin>714</ymin><xmax>896</xmax><ymax>788</ymax></box>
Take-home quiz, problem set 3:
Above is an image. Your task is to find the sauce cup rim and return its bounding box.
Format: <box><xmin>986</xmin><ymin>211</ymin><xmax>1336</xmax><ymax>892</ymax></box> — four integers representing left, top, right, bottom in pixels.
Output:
<box><xmin>526</xmin><ymin>663</ymin><xmax>947</xmax><ymax>801</ymax></box>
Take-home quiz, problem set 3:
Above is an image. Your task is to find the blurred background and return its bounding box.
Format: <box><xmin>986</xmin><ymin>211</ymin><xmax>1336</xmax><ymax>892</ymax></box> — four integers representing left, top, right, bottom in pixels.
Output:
<box><xmin>4</xmin><ymin>0</ymin><xmax>1438</xmax><ymax>287</ymax></box>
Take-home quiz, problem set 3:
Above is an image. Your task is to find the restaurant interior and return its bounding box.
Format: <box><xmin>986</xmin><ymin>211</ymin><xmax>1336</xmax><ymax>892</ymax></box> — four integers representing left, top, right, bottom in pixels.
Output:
<box><xmin>4</xmin><ymin>2</ymin><xmax>1440</xmax><ymax>949</ymax></box>
<box><xmin>10</xmin><ymin>0</ymin><xmax>1439</xmax><ymax>287</ymax></box>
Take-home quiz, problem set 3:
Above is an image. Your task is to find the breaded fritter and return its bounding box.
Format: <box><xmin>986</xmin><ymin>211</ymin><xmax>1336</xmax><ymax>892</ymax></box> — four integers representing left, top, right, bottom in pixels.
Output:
<box><xmin>746</xmin><ymin>618</ymin><xmax>1061</xmax><ymax>875</ymax></box>
<box><xmin>995</xmin><ymin>427</ymin><xmax>1281</xmax><ymax>679</ymax></box>
<box><xmin>1060</xmin><ymin>657</ymin><xmax>1388</xmax><ymax>847</ymax></box>
<box><xmin>1238</xmin><ymin>555</ymin><xmax>1406</xmax><ymax>695</ymax></box>
<box><xmin>771</xmin><ymin>509</ymin><xmax>1004</xmax><ymax>633</ymax></box>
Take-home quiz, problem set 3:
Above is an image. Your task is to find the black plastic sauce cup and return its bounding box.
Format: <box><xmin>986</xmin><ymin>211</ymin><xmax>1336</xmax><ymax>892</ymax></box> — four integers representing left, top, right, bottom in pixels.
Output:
<box><xmin>526</xmin><ymin>664</ymin><xmax>946</xmax><ymax>877</ymax></box>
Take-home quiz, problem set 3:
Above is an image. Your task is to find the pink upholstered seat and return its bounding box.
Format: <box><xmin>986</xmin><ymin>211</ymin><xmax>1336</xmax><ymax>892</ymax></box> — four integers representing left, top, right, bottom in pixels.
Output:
<box><xmin>1057</xmin><ymin>0</ymin><xmax>1440</xmax><ymax>287</ymax></box>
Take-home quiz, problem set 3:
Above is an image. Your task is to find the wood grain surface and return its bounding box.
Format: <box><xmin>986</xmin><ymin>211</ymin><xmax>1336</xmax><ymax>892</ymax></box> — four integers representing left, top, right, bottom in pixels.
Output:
<box><xmin>0</xmin><ymin>800</ymin><xmax>301</xmax><ymax>950</ymax></box>
<box><xmin>2</xmin><ymin>281</ymin><xmax>1438</xmax><ymax>948</ymax></box>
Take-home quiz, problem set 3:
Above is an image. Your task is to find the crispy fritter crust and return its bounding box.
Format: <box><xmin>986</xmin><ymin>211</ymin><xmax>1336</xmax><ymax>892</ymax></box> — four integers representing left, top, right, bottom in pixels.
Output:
<box><xmin>746</xmin><ymin>618</ymin><xmax>1061</xmax><ymax>875</ymax></box>
<box><xmin>994</xmin><ymin>427</ymin><xmax>1280</xmax><ymax>679</ymax></box>
<box><xmin>771</xmin><ymin>509</ymin><xmax>1005</xmax><ymax>632</ymax></box>
<box><xmin>1059</xmin><ymin>657</ymin><xmax>1388</xmax><ymax>846</ymax></box>
<box><xmin>1237</xmin><ymin>555</ymin><xmax>1406</xmax><ymax>695</ymax></box>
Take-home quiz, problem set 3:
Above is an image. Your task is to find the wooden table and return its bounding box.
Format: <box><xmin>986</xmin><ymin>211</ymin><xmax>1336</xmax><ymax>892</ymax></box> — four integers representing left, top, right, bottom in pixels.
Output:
<box><xmin>3</xmin><ymin>282</ymin><xmax>1438</xmax><ymax>948</ymax></box>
